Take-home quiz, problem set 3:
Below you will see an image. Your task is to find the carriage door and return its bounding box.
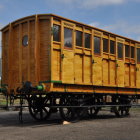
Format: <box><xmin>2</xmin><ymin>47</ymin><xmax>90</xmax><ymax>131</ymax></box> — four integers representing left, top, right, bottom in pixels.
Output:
<box><xmin>116</xmin><ymin>39</ymin><xmax>125</xmax><ymax>87</ymax></box>
<box><xmin>136</xmin><ymin>45</ymin><xmax>140</xmax><ymax>88</ymax></box>
<box><xmin>92</xmin><ymin>33</ymin><xmax>103</xmax><ymax>85</ymax></box>
<box><xmin>62</xmin><ymin>22</ymin><xmax>74</xmax><ymax>84</ymax></box>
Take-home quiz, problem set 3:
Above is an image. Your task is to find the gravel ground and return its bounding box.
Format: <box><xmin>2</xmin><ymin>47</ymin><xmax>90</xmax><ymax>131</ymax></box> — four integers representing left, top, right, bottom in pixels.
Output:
<box><xmin>0</xmin><ymin>108</ymin><xmax>140</xmax><ymax>140</ymax></box>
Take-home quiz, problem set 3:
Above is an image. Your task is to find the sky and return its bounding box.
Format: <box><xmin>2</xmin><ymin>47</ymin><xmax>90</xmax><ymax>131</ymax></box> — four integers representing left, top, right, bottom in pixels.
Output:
<box><xmin>0</xmin><ymin>0</ymin><xmax>140</xmax><ymax>58</ymax></box>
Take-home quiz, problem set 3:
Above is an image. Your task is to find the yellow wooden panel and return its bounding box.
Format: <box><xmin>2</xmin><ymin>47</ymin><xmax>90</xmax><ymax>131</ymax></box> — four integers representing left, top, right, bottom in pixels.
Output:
<box><xmin>110</xmin><ymin>61</ymin><xmax>116</xmax><ymax>85</ymax></box>
<box><xmin>84</xmin><ymin>56</ymin><xmax>91</xmax><ymax>84</ymax></box>
<box><xmin>29</xmin><ymin>21</ymin><xmax>36</xmax><ymax>82</ymax></box>
<box><xmin>136</xmin><ymin>64</ymin><xmax>140</xmax><ymax>88</ymax></box>
<box><xmin>117</xmin><ymin>60</ymin><xmax>124</xmax><ymax>87</ymax></box>
<box><xmin>53</xmin><ymin>43</ymin><xmax>61</xmax><ymax>49</ymax></box>
<box><xmin>62</xmin><ymin>50</ymin><xmax>74</xmax><ymax>83</ymax></box>
<box><xmin>2</xmin><ymin>31</ymin><xmax>9</xmax><ymax>84</ymax></box>
<box><xmin>39</xmin><ymin>19</ymin><xmax>50</xmax><ymax>81</ymax></box>
<box><xmin>103</xmin><ymin>59</ymin><xmax>109</xmax><ymax>85</ymax></box>
<box><xmin>131</xmin><ymin>64</ymin><xmax>136</xmax><ymax>87</ymax></box>
<box><xmin>53</xmin><ymin>50</ymin><xmax>61</xmax><ymax>81</ymax></box>
<box><xmin>124</xmin><ymin>63</ymin><xmax>130</xmax><ymax>87</ymax></box>
<box><xmin>12</xmin><ymin>25</ymin><xmax>20</xmax><ymax>85</ymax></box>
<box><xmin>74</xmin><ymin>54</ymin><xmax>82</xmax><ymax>83</ymax></box>
<box><xmin>92</xmin><ymin>57</ymin><xmax>102</xmax><ymax>85</ymax></box>
<box><xmin>22</xmin><ymin>22</ymin><xmax>28</xmax><ymax>82</ymax></box>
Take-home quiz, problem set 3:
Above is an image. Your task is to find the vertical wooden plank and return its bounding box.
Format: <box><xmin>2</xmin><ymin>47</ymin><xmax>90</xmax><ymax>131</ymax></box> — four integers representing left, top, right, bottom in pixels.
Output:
<box><xmin>93</xmin><ymin>57</ymin><xmax>102</xmax><ymax>85</ymax></box>
<box><xmin>27</xmin><ymin>21</ymin><xmax>31</xmax><ymax>81</ymax></box>
<box><xmin>103</xmin><ymin>59</ymin><xmax>109</xmax><ymax>85</ymax></box>
<box><xmin>84</xmin><ymin>55</ymin><xmax>91</xmax><ymax>84</ymax></box>
<box><xmin>19</xmin><ymin>24</ymin><xmax>22</xmax><ymax>83</ymax></box>
<box><xmin>75</xmin><ymin>54</ymin><xmax>82</xmax><ymax>83</ymax></box>
<box><xmin>91</xmin><ymin>30</ymin><xmax>94</xmax><ymax>84</ymax></box>
<box><xmin>53</xmin><ymin>50</ymin><xmax>61</xmax><ymax>81</ymax></box>
<box><xmin>136</xmin><ymin>65</ymin><xmax>140</xmax><ymax>88</ymax></box>
<box><xmin>130</xmin><ymin>64</ymin><xmax>136</xmax><ymax>87</ymax></box>
<box><xmin>8</xmin><ymin>23</ymin><xmax>13</xmax><ymax>89</ymax></box>
<box><xmin>62</xmin><ymin>50</ymin><xmax>74</xmax><ymax>83</ymax></box>
<box><xmin>110</xmin><ymin>60</ymin><xmax>116</xmax><ymax>85</ymax></box>
<box><xmin>117</xmin><ymin>60</ymin><xmax>124</xmax><ymax>87</ymax></box>
<box><xmin>60</xmin><ymin>20</ymin><xmax>63</xmax><ymax>81</ymax></box>
<box><xmin>50</xmin><ymin>16</ymin><xmax>54</xmax><ymax>82</ymax></box>
<box><xmin>124</xmin><ymin>63</ymin><xmax>130</xmax><ymax>87</ymax></box>
<box><xmin>30</xmin><ymin>20</ymin><xmax>36</xmax><ymax>83</ymax></box>
<box><xmin>34</xmin><ymin>15</ymin><xmax>40</xmax><ymax>83</ymax></box>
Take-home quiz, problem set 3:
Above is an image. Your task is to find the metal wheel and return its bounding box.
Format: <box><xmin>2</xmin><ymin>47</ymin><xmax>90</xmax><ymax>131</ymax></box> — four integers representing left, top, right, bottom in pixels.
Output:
<box><xmin>88</xmin><ymin>107</ymin><xmax>100</xmax><ymax>117</ymax></box>
<box><xmin>59</xmin><ymin>97</ymin><xmax>78</xmax><ymax>122</ymax></box>
<box><xmin>28</xmin><ymin>95</ymin><xmax>51</xmax><ymax>121</ymax></box>
<box><xmin>114</xmin><ymin>106</ymin><xmax>130</xmax><ymax>117</ymax></box>
<box><xmin>112</xmin><ymin>96</ymin><xmax>131</xmax><ymax>117</ymax></box>
<box><xmin>88</xmin><ymin>97</ymin><xmax>101</xmax><ymax>117</ymax></box>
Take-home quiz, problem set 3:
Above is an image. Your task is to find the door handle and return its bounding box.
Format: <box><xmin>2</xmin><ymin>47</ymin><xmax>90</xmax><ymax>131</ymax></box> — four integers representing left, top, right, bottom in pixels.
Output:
<box><xmin>92</xmin><ymin>59</ymin><xmax>97</xmax><ymax>64</ymax></box>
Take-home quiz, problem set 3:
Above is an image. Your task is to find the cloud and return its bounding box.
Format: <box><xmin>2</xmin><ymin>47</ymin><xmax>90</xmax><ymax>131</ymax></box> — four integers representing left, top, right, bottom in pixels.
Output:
<box><xmin>0</xmin><ymin>4</ymin><xmax>4</xmax><ymax>10</ymax></box>
<box><xmin>89</xmin><ymin>22</ymin><xmax>100</xmax><ymax>27</ymax></box>
<box><xmin>82</xmin><ymin>0</ymin><xmax>124</xmax><ymax>8</ymax></box>
<box><xmin>103</xmin><ymin>21</ymin><xmax>140</xmax><ymax>35</ymax></box>
<box><xmin>51</xmin><ymin>0</ymin><xmax>125</xmax><ymax>8</ymax></box>
<box><xmin>50</xmin><ymin>0</ymin><xmax>140</xmax><ymax>9</ymax></box>
<box><xmin>89</xmin><ymin>20</ymin><xmax>140</xmax><ymax>41</ymax></box>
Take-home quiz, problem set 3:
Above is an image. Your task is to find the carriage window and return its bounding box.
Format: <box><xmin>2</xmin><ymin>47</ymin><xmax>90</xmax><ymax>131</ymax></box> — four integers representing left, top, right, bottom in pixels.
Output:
<box><xmin>118</xmin><ymin>43</ymin><xmax>123</xmax><ymax>59</ymax></box>
<box><xmin>103</xmin><ymin>38</ymin><xmax>108</xmax><ymax>53</ymax></box>
<box><xmin>125</xmin><ymin>45</ymin><xmax>130</xmax><ymax>57</ymax></box>
<box><xmin>64</xmin><ymin>28</ymin><xmax>72</xmax><ymax>48</ymax></box>
<box><xmin>53</xmin><ymin>25</ymin><xmax>60</xmax><ymax>42</ymax></box>
<box><xmin>137</xmin><ymin>48</ymin><xmax>140</xmax><ymax>62</ymax></box>
<box><xmin>110</xmin><ymin>40</ymin><xmax>115</xmax><ymax>54</ymax></box>
<box><xmin>131</xmin><ymin>46</ymin><xmax>135</xmax><ymax>58</ymax></box>
<box><xmin>94</xmin><ymin>36</ymin><xmax>100</xmax><ymax>54</ymax></box>
<box><xmin>22</xmin><ymin>35</ymin><xmax>28</xmax><ymax>46</ymax></box>
<box><xmin>76</xmin><ymin>31</ymin><xmax>82</xmax><ymax>47</ymax></box>
<box><xmin>84</xmin><ymin>33</ymin><xmax>91</xmax><ymax>49</ymax></box>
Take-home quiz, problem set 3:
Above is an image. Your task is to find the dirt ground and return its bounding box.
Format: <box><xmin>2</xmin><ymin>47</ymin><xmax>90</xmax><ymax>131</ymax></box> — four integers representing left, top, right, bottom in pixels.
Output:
<box><xmin>0</xmin><ymin>108</ymin><xmax>140</xmax><ymax>140</ymax></box>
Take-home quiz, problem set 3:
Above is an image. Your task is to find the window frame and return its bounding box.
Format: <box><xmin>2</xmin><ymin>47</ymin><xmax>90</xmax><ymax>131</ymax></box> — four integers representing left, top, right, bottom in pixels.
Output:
<box><xmin>117</xmin><ymin>42</ymin><xmax>124</xmax><ymax>60</ymax></box>
<box><xmin>94</xmin><ymin>36</ymin><xmax>101</xmax><ymax>55</ymax></box>
<box><xmin>110</xmin><ymin>40</ymin><xmax>115</xmax><ymax>55</ymax></box>
<box><xmin>84</xmin><ymin>33</ymin><xmax>91</xmax><ymax>49</ymax></box>
<box><xmin>76</xmin><ymin>30</ymin><xmax>83</xmax><ymax>47</ymax></box>
<box><xmin>22</xmin><ymin>35</ymin><xmax>28</xmax><ymax>47</ymax></box>
<box><xmin>53</xmin><ymin>24</ymin><xmax>61</xmax><ymax>42</ymax></box>
<box><xmin>125</xmin><ymin>45</ymin><xmax>130</xmax><ymax>58</ymax></box>
<box><xmin>131</xmin><ymin>46</ymin><xmax>135</xmax><ymax>59</ymax></box>
<box><xmin>137</xmin><ymin>48</ymin><xmax>140</xmax><ymax>64</ymax></box>
<box><xmin>64</xmin><ymin>27</ymin><xmax>73</xmax><ymax>49</ymax></box>
<box><xmin>103</xmin><ymin>38</ymin><xmax>109</xmax><ymax>53</ymax></box>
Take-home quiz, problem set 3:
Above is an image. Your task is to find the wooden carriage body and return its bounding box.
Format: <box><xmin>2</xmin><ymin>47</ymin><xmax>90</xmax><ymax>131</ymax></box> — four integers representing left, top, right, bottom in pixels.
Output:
<box><xmin>1</xmin><ymin>14</ymin><xmax>140</xmax><ymax>95</ymax></box>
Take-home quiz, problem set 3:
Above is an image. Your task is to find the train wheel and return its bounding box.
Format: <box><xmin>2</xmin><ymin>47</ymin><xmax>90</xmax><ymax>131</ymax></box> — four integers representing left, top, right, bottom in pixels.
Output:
<box><xmin>114</xmin><ymin>106</ymin><xmax>130</xmax><ymax>117</ymax></box>
<box><xmin>88</xmin><ymin>97</ymin><xmax>101</xmax><ymax>118</ymax></box>
<box><xmin>28</xmin><ymin>95</ymin><xmax>51</xmax><ymax>121</ymax></box>
<box><xmin>88</xmin><ymin>107</ymin><xmax>100</xmax><ymax>118</ymax></box>
<box><xmin>112</xmin><ymin>96</ymin><xmax>131</xmax><ymax>117</ymax></box>
<box><xmin>59</xmin><ymin>97</ymin><xmax>77</xmax><ymax>122</ymax></box>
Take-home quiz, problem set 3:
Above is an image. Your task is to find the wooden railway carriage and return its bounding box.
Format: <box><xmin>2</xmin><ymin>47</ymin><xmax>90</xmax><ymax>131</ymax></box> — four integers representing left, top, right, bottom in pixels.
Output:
<box><xmin>1</xmin><ymin>14</ymin><xmax>140</xmax><ymax>121</ymax></box>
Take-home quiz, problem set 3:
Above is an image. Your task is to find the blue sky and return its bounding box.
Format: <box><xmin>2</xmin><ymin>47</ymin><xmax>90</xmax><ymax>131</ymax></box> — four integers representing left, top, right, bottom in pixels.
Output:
<box><xmin>0</xmin><ymin>0</ymin><xmax>140</xmax><ymax>57</ymax></box>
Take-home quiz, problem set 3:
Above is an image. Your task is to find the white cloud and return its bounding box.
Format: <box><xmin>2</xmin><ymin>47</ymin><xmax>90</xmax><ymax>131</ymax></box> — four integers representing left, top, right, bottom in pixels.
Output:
<box><xmin>103</xmin><ymin>21</ymin><xmax>140</xmax><ymax>35</ymax></box>
<box><xmin>89</xmin><ymin>22</ymin><xmax>100</xmax><ymax>27</ymax></box>
<box><xmin>0</xmin><ymin>4</ymin><xmax>4</xmax><ymax>10</ymax></box>
<box><xmin>89</xmin><ymin>20</ymin><xmax>140</xmax><ymax>41</ymax></box>
<box><xmin>82</xmin><ymin>0</ymin><xmax>124</xmax><ymax>8</ymax></box>
<box><xmin>50</xmin><ymin>0</ymin><xmax>140</xmax><ymax>8</ymax></box>
<box><xmin>52</xmin><ymin>0</ymin><xmax>126</xmax><ymax>8</ymax></box>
